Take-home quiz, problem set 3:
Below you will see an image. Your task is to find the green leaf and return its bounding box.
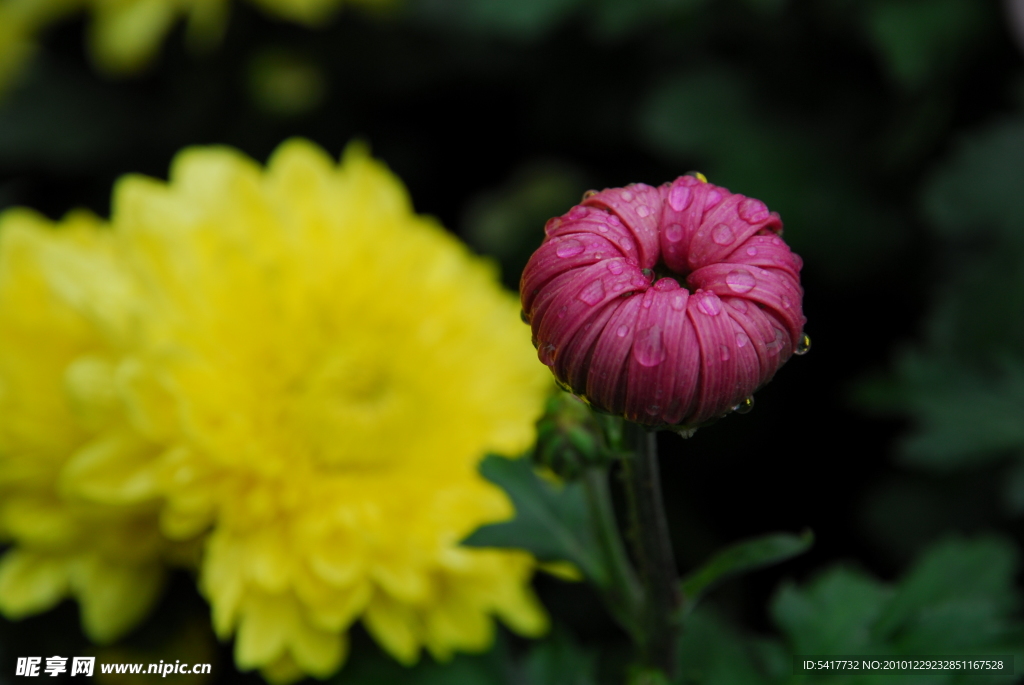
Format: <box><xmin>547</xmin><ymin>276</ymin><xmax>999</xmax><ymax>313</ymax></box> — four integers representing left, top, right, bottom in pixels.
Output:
<box><xmin>922</xmin><ymin>117</ymin><xmax>1024</xmax><ymax>241</ymax></box>
<box><xmin>462</xmin><ymin>455</ymin><xmax>605</xmax><ymax>585</ymax></box>
<box><xmin>680</xmin><ymin>530</ymin><xmax>813</xmax><ymax>609</ymax></box>
<box><xmin>865</xmin><ymin>0</ymin><xmax>990</xmax><ymax>90</ymax></box>
<box><xmin>522</xmin><ymin>630</ymin><xmax>597</xmax><ymax>685</ymax></box>
<box><xmin>676</xmin><ymin>609</ymin><xmax>778</xmax><ymax>685</ymax></box>
<box><xmin>873</xmin><ymin>536</ymin><xmax>1020</xmax><ymax>650</ymax></box>
<box><xmin>873</xmin><ymin>355</ymin><xmax>1024</xmax><ymax>470</ymax></box>
<box><xmin>772</xmin><ymin>567</ymin><xmax>891</xmax><ymax>654</ymax></box>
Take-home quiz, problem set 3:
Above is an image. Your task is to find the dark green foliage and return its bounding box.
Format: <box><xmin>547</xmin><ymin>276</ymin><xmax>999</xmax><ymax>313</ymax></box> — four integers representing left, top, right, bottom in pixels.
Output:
<box><xmin>462</xmin><ymin>455</ymin><xmax>606</xmax><ymax>585</ymax></box>
<box><xmin>681</xmin><ymin>531</ymin><xmax>814</xmax><ymax>612</ymax></box>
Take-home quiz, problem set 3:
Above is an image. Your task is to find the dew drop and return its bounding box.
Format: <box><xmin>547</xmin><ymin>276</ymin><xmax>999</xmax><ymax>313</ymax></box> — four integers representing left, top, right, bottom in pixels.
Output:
<box><xmin>545</xmin><ymin>218</ymin><xmax>562</xmax><ymax>234</ymax></box>
<box><xmin>738</xmin><ymin>198</ymin><xmax>769</xmax><ymax>223</ymax></box>
<box><xmin>795</xmin><ymin>332</ymin><xmax>811</xmax><ymax>356</ymax></box>
<box><xmin>725</xmin><ymin>269</ymin><xmax>756</xmax><ymax>294</ymax></box>
<box><xmin>642</xmin><ymin>290</ymin><xmax>655</xmax><ymax>309</ymax></box>
<box><xmin>675</xmin><ymin>426</ymin><xmax>698</xmax><ymax>438</ymax></box>
<box><xmin>671</xmin><ymin>293</ymin><xmax>686</xmax><ymax>311</ymax></box>
<box><xmin>633</xmin><ymin>325</ymin><xmax>666</xmax><ymax>367</ymax></box>
<box><xmin>637</xmin><ymin>205</ymin><xmax>651</xmax><ymax>218</ymax></box>
<box><xmin>581</xmin><ymin>189</ymin><xmax>598</xmax><ymax>201</ymax></box>
<box><xmin>569</xmin><ymin>206</ymin><xmax>588</xmax><ymax>220</ymax></box>
<box><xmin>597</xmin><ymin>224</ymin><xmax>608</xmax><ymax>232</ymax></box>
<box><xmin>781</xmin><ymin>295</ymin><xmax>792</xmax><ymax>309</ymax></box>
<box><xmin>736</xmin><ymin>332</ymin><xmax>749</xmax><ymax>348</ymax></box>
<box><xmin>616</xmin><ymin>324</ymin><xmax>630</xmax><ymax>337</ymax></box>
<box><xmin>771</xmin><ymin>236</ymin><xmax>783</xmax><ymax>246</ymax></box>
<box><xmin>689</xmin><ymin>171</ymin><xmax>708</xmax><ymax>184</ymax></box>
<box><xmin>696</xmin><ymin>292</ymin><xmax>722</xmax><ymax>316</ymax></box>
<box><xmin>719</xmin><ymin>345</ymin><xmax>731</xmax><ymax>361</ymax></box>
<box><xmin>705</xmin><ymin>190</ymin><xmax>724</xmax><ymax>209</ymax></box>
<box><xmin>539</xmin><ymin>344</ymin><xmax>556</xmax><ymax>366</ymax></box>
<box><xmin>621</xmin><ymin>190</ymin><xmax>634</xmax><ymax>202</ymax></box>
<box><xmin>608</xmin><ymin>214</ymin><xmax>621</xmax><ymax>226</ymax></box>
<box><xmin>668</xmin><ymin>184</ymin><xmax>693</xmax><ymax>212</ymax></box>
<box><xmin>746</xmin><ymin>246</ymin><xmax>758</xmax><ymax>256</ymax></box>
<box><xmin>520</xmin><ymin>309</ymin><xmax>530</xmax><ymax>324</ymax></box>
<box><xmin>613</xmin><ymin>282</ymin><xmax>626</xmax><ymax>292</ymax></box>
<box><xmin>578</xmin><ymin>279</ymin><xmax>606</xmax><ymax>305</ymax></box>
<box><xmin>556</xmin><ymin>239</ymin><xmax>585</xmax><ymax>258</ymax></box>
<box><xmin>557</xmin><ymin>306</ymin><xmax>568</xmax><ymax>318</ymax></box>
<box><xmin>646</xmin><ymin>404</ymin><xmax>661</xmax><ymax>416</ymax></box>
<box><xmin>607</xmin><ymin>260</ymin><xmax>624</xmax><ymax>275</ymax></box>
<box><xmin>733</xmin><ymin>396</ymin><xmax>754</xmax><ymax>414</ymax></box>
<box><xmin>664</xmin><ymin>224</ymin><xmax>684</xmax><ymax>242</ymax></box>
<box><xmin>711</xmin><ymin>223</ymin><xmax>735</xmax><ymax>245</ymax></box>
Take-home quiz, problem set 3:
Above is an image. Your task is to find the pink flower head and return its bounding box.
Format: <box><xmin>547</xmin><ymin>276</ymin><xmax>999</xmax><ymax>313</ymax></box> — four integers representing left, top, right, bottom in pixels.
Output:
<box><xmin>521</xmin><ymin>175</ymin><xmax>807</xmax><ymax>429</ymax></box>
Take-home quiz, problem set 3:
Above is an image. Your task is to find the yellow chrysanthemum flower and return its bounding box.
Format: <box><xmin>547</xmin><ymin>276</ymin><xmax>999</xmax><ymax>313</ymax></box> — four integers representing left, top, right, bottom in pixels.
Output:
<box><xmin>0</xmin><ymin>208</ymin><xmax>197</xmax><ymax>643</ymax></box>
<box><xmin>0</xmin><ymin>0</ymin><xmax>387</xmax><ymax>96</ymax></box>
<box><xmin>107</xmin><ymin>139</ymin><xmax>550</xmax><ymax>682</ymax></box>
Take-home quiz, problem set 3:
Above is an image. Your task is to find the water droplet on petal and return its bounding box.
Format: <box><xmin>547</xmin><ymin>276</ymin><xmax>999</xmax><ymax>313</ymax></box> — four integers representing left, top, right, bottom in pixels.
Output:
<box><xmin>617</xmin><ymin>324</ymin><xmax>630</xmax><ymax>337</ymax></box>
<box><xmin>637</xmin><ymin>205</ymin><xmax>650</xmax><ymax>218</ymax></box>
<box><xmin>675</xmin><ymin>426</ymin><xmax>698</xmax><ymax>438</ymax></box>
<box><xmin>539</xmin><ymin>344</ymin><xmax>556</xmax><ymax>366</ymax></box>
<box><xmin>668</xmin><ymin>184</ymin><xmax>693</xmax><ymax>212</ymax></box>
<box><xmin>671</xmin><ymin>293</ymin><xmax>686</xmax><ymax>311</ymax></box>
<box><xmin>578</xmin><ymin>279</ymin><xmax>606</xmax><ymax>305</ymax></box>
<box><xmin>642</xmin><ymin>290</ymin><xmax>655</xmax><ymax>309</ymax></box>
<box><xmin>597</xmin><ymin>224</ymin><xmax>608</xmax><ymax>232</ymax></box>
<box><xmin>719</xmin><ymin>345</ymin><xmax>731</xmax><ymax>361</ymax></box>
<box><xmin>520</xmin><ymin>309</ymin><xmax>530</xmax><ymax>324</ymax></box>
<box><xmin>608</xmin><ymin>214</ymin><xmax>621</xmax><ymax>226</ymax></box>
<box><xmin>646</xmin><ymin>404</ymin><xmax>661</xmax><ymax>416</ymax></box>
<box><xmin>621</xmin><ymin>190</ymin><xmax>634</xmax><ymax>202</ymax></box>
<box><xmin>582</xmin><ymin>189</ymin><xmax>598</xmax><ymax>201</ymax></box>
<box><xmin>795</xmin><ymin>332</ymin><xmax>811</xmax><ymax>356</ymax></box>
<box><xmin>634</xmin><ymin>325</ymin><xmax>666</xmax><ymax>367</ymax></box>
<box><xmin>771</xmin><ymin>236</ymin><xmax>783</xmax><ymax>246</ymax></box>
<box><xmin>688</xmin><ymin>171</ymin><xmax>708</xmax><ymax>184</ymax></box>
<box><xmin>781</xmin><ymin>295</ymin><xmax>792</xmax><ymax>309</ymax></box>
<box><xmin>711</xmin><ymin>223</ymin><xmax>735</xmax><ymax>245</ymax></box>
<box><xmin>736</xmin><ymin>332</ymin><xmax>749</xmax><ymax>348</ymax></box>
<box><xmin>556</xmin><ymin>239</ymin><xmax>585</xmax><ymax>258</ymax></box>
<box><xmin>738</xmin><ymin>198</ymin><xmax>769</xmax><ymax>223</ymax></box>
<box><xmin>664</xmin><ymin>224</ymin><xmax>684</xmax><ymax>242</ymax></box>
<box><xmin>569</xmin><ymin>206</ymin><xmax>588</xmax><ymax>220</ymax></box>
<box><xmin>705</xmin><ymin>190</ymin><xmax>723</xmax><ymax>209</ymax></box>
<box><xmin>746</xmin><ymin>246</ymin><xmax>758</xmax><ymax>256</ymax></box>
<box><xmin>696</xmin><ymin>292</ymin><xmax>722</xmax><ymax>316</ymax></box>
<box><xmin>733</xmin><ymin>396</ymin><xmax>754</xmax><ymax>414</ymax></box>
<box><xmin>607</xmin><ymin>261</ymin><xmax>624</xmax><ymax>275</ymax></box>
<box><xmin>725</xmin><ymin>269</ymin><xmax>756</xmax><ymax>294</ymax></box>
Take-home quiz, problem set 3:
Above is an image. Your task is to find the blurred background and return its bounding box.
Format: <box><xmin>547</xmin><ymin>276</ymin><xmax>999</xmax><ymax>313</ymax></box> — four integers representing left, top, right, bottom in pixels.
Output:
<box><xmin>1</xmin><ymin>0</ymin><xmax>1023</xmax><ymax>682</ymax></box>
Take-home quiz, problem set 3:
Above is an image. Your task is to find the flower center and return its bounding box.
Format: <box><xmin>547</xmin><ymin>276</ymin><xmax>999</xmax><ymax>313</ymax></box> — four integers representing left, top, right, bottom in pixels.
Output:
<box><xmin>297</xmin><ymin>349</ymin><xmax>405</xmax><ymax>471</ymax></box>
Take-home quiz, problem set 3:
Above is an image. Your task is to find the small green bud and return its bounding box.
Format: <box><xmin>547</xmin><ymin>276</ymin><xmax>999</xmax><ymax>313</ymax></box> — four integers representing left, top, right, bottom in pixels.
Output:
<box><xmin>532</xmin><ymin>391</ymin><xmax>624</xmax><ymax>479</ymax></box>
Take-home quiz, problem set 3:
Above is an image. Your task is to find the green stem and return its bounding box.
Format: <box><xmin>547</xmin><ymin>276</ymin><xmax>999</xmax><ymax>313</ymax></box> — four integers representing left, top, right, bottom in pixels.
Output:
<box><xmin>621</xmin><ymin>425</ymin><xmax>681</xmax><ymax>678</ymax></box>
<box><xmin>581</xmin><ymin>465</ymin><xmax>644</xmax><ymax>641</ymax></box>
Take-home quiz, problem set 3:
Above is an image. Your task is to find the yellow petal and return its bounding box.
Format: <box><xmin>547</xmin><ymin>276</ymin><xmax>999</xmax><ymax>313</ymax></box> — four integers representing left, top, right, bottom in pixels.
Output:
<box><xmin>0</xmin><ymin>549</ymin><xmax>70</xmax><ymax>617</ymax></box>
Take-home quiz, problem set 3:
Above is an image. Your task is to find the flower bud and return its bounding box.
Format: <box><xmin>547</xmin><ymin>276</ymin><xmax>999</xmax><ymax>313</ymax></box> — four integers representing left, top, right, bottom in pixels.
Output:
<box><xmin>533</xmin><ymin>392</ymin><xmax>623</xmax><ymax>478</ymax></box>
<box><xmin>521</xmin><ymin>175</ymin><xmax>807</xmax><ymax>429</ymax></box>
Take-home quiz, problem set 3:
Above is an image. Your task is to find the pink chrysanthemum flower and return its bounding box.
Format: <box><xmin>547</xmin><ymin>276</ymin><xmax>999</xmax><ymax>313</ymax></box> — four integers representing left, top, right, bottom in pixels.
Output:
<box><xmin>521</xmin><ymin>174</ymin><xmax>807</xmax><ymax>429</ymax></box>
